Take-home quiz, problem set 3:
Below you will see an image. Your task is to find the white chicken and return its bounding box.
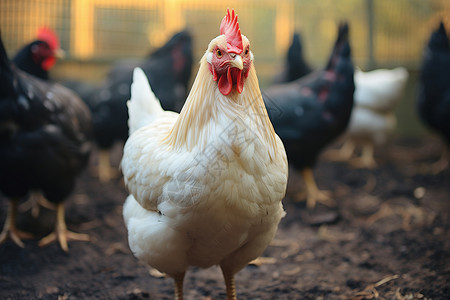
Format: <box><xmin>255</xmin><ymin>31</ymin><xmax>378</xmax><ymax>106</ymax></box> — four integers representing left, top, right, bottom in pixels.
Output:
<box><xmin>327</xmin><ymin>67</ymin><xmax>409</xmax><ymax>168</ymax></box>
<box><xmin>121</xmin><ymin>9</ymin><xmax>288</xmax><ymax>300</ymax></box>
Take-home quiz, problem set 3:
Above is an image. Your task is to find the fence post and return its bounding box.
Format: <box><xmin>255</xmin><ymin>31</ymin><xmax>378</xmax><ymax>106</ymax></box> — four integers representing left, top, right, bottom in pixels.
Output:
<box><xmin>366</xmin><ymin>0</ymin><xmax>376</xmax><ymax>69</ymax></box>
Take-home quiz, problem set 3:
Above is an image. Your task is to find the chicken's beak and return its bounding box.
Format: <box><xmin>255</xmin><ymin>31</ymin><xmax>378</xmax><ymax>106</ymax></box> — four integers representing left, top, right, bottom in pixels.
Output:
<box><xmin>54</xmin><ymin>48</ymin><xmax>66</xmax><ymax>59</ymax></box>
<box><xmin>229</xmin><ymin>54</ymin><xmax>243</xmax><ymax>70</ymax></box>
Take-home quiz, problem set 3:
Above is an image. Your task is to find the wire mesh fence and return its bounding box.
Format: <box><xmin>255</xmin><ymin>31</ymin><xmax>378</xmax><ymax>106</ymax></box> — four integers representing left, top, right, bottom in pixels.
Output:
<box><xmin>0</xmin><ymin>0</ymin><xmax>449</xmax><ymax>86</ymax></box>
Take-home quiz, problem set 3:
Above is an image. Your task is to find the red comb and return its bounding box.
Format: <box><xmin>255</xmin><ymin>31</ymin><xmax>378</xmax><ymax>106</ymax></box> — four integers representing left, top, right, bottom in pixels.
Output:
<box><xmin>220</xmin><ymin>9</ymin><xmax>243</xmax><ymax>55</ymax></box>
<box><xmin>36</xmin><ymin>27</ymin><xmax>59</xmax><ymax>51</ymax></box>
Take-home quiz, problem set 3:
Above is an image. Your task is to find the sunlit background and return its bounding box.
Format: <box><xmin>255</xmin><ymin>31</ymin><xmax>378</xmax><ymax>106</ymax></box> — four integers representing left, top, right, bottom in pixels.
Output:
<box><xmin>1</xmin><ymin>0</ymin><xmax>449</xmax><ymax>136</ymax></box>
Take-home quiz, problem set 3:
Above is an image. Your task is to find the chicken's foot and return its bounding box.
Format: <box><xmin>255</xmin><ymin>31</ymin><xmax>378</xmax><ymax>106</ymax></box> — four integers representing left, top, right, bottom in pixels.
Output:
<box><xmin>324</xmin><ymin>140</ymin><xmax>355</xmax><ymax>161</ymax></box>
<box><xmin>349</xmin><ymin>141</ymin><xmax>376</xmax><ymax>169</ymax></box>
<box><xmin>38</xmin><ymin>202</ymin><xmax>90</xmax><ymax>252</ymax></box>
<box><xmin>297</xmin><ymin>168</ymin><xmax>335</xmax><ymax>209</ymax></box>
<box><xmin>0</xmin><ymin>198</ymin><xmax>33</xmax><ymax>248</ymax></box>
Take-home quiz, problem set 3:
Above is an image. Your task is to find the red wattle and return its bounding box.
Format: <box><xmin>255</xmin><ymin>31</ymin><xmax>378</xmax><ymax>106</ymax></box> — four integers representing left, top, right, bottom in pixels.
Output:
<box><xmin>218</xmin><ymin>68</ymin><xmax>233</xmax><ymax>95</ymax></box>
<box><xmin>236</xmin><ymin>70</ymin><xmax>243</xmax><ymax>94</ymax></box>
<box><xmin>42</xmin><ymin>57</ymin><xmax>56</xmax><ymax>71</ymax></box>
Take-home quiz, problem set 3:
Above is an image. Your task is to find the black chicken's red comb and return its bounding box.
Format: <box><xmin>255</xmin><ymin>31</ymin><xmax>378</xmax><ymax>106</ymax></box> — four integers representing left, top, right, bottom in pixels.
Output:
<box><xmin>37</xmin><ymin>27</ymin><xmax>59</xmax><ymax>51</ymax></box>
<box><xmin>220</xmin><ymin>9</ymin><xmax>243</xmax><ymax>55</ymax></box>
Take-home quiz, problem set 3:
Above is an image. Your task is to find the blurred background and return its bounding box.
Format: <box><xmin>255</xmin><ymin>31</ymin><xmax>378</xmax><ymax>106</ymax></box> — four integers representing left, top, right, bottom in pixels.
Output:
<box><xmin>1</xmin><ymin>0</ymin><xmax>449</xmax><ymax>137</ymax></box>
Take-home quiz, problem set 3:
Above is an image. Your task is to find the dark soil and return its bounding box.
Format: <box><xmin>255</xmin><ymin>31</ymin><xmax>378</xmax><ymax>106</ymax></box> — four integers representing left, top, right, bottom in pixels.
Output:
<box><xmin>1</xmin><ymin>136</ymin><xmax>449</xmax><ymax>300</ymax></box>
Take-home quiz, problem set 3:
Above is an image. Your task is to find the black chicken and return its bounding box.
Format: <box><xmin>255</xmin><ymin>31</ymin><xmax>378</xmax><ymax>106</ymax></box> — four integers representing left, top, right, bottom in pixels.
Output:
<box><xmin>12</xmin><ymin>27</ymin><xmax>64</xmax><ymax>81</ymax></box>
<box><xmin>78</xmin><ymin>30</ymin><xmax>193</xmax><ymax>182</ymax></box>
<box><xmin>273</xmin><ymin>32</ymin><xmax>312</xmax><ymax>84</ymax></box>
<box><xmin>0</xmin><ymin>33</ymin><xmax>92</xmax><ymax>252</ymax></box>
<box><xmin>11</xmin><ymin>28</ymin><xmax>68</xmax><ymax>216</ymax></box>
<box><xmin>417</xmin><ymin>22</ymin><xmax>450</xmax><ymax>174</ymax></box>
<box><xmin>263</xmin><ymin>23</ymin><xmax>354</xmax><ymax>209</ymax></box>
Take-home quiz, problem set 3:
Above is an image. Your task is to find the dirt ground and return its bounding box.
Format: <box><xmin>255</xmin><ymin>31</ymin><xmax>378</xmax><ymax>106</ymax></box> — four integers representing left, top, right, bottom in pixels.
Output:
<box><xmin>0</xmin><ymin>136</ymin><xmax>449</xmax><ymax>300</ymax></box>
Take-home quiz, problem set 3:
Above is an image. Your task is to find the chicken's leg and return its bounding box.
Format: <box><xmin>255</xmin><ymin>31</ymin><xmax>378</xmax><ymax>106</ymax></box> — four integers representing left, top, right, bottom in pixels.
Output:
<box><xmin>38</xmin><ymin>202</ymin><xmax>90</xmax><ymax>252</ymax></box>
<box><xmin>98</xmin><ymin>149</ymin><xmax>119</xmax><ymax>183</ymax></box>
<box><xmin>173</xmin><ymin>272</ymin><xmax>185</xmax><ymax>300</ymax></box>
<box><xmin>0</xmin><ymin>198</ymin><xmax>33</xmax><ymax>248</ymax></box>
<box><xmin>349</xmin><ymin>141</ymin><xmax>376</xmax><ymax>169</ymax></box>
<box><xmin>221</xmin><ymin>267</ymin><xmax>237</xmax><ymax>300</ymax></box>
<box><xmin>324</xmin><ymin>139</ymin><xmax>355</xmax><ymax>161</ymax></box>
<box><xmin>300</xmin><ymin>168</ymin><xmax>335</xmax><ymax>209</ymax></box>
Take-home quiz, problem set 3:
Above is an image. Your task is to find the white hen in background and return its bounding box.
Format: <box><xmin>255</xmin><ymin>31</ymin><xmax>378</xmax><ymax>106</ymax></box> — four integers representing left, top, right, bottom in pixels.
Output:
<box><xmin>327</xmin><ymin>67</ymin><xmax>409</xmax><ymax>168</ymax></box>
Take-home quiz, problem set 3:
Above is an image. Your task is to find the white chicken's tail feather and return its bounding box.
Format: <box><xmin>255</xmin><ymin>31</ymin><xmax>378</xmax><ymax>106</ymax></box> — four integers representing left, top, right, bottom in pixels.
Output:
<box><xmin>127</xmin><ymin>67</ymin><xmax>164</xmax><ymax>135</ymax></box>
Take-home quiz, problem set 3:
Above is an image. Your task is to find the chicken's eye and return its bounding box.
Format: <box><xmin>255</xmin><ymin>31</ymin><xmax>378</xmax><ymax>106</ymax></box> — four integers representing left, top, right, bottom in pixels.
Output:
<box><xmin>244</xmin><ymin>47</ymin><xmax>249</xmax><ymax>56</ymax></box>
<box><xmin>216</xmin><ymin>49</ymin><xmax>223</xmax><ymax>58</ymax></box>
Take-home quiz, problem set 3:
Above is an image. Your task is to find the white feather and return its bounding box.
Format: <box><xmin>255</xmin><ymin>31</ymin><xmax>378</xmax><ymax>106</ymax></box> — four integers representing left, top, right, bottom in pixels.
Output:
<box><xmin>123</xmin><ymin>194</ymin><xmax>191</xmax><ymax>275</ymax></box>
<box><xmin>127</xmin><ymin>67</ymin><xmax>164</xmax><ymax>135</ymax></box>
<box><xmin>347</xmin><ymin>107</ymin><xmax>396</xmax><ymax>145</ymax></box>
<box><xmin>344</xmin><ymin>66</ymin><xmax>408</xmax><ymax>144</ymax></box>
<box><xmin>354</xmin><ymin>67</ymin><xmax>409</xmax><ymax>112</ymax></box>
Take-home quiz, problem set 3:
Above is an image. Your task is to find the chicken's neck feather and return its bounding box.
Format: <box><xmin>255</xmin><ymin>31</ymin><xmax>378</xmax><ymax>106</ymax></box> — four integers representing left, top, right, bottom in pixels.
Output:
<box><xmin>163</xmin><ymin>52</ymin><xmax>278</xmax><ymax>159</ymax></box>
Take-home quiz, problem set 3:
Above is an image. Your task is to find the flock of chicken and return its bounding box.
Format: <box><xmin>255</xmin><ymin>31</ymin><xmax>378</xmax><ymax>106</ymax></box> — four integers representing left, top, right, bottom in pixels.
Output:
<box><xmin>0</xmin><ymin>9</ymin><xmax>449</xmax><ymax>299</ymax></box>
